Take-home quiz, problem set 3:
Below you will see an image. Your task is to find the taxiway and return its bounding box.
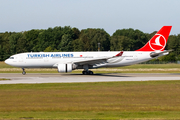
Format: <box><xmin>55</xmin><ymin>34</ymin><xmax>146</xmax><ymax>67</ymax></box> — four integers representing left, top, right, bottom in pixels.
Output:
<box><xmin>0</xmin><ymin>73</ymin><xmax>180</xmax><ymax>84</ymax></box>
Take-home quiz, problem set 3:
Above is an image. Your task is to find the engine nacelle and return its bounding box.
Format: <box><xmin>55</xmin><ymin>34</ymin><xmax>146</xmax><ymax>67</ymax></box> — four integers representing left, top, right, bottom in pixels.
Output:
<box><xmin>57</xmin><ymin>63</ymin><xmax>77</xmax><ymax>73</ymax></box>
<box><xmin>57</xmin><ymin>64</ymin><xmax>72</xmax><ymax>73</ymax></box>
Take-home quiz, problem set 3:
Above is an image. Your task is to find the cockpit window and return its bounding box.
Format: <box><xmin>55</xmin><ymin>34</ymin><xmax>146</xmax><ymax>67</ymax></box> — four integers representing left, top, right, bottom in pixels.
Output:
<box><xmin>9</xmin><ymin>57</ymin><xmax>14</xmax><ymax>59</ymax></box>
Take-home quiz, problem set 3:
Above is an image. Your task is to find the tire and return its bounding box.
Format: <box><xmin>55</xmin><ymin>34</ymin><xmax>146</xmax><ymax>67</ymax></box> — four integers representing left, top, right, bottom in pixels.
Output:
<box><xmin>89</xmin><ymin>71</ymin><xmax>93</xmax><ymax>75</ymax></box>
<box><xmin>82</xmin><ymin>71</ymin><xmax>88</xmax><ymax>75</ymax></box>
<box><xmin>22</xmin><ymin>71</ymin><xmax>26</xmax><ymax>75</ymax></box>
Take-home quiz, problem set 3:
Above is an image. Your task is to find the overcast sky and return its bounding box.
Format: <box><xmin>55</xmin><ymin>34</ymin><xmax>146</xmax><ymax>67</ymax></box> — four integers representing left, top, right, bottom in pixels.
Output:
<box><xmin>0</xmin><ymin>0</ymin><xmax>179</xmax><ymax>35</ymax></box>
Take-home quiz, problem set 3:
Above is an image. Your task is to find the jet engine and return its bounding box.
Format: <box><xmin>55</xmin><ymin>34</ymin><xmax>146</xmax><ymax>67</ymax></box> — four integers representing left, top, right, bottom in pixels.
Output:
<box><xmin>57</xmin><ymin>63</ymin><xmax>77</xmax><ymax>73</ymax></box>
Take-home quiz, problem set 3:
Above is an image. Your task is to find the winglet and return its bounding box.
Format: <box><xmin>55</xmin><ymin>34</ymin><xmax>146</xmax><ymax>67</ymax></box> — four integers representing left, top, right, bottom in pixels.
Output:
<box><xmin>136</xmin><ymin>26</ymin><xmax>172</xmax><ymax>51</ymax></box>
<box><xmin>115</xmin><ymin>51</ymin><xmax>123</xmax><ymax>56</ymax></box>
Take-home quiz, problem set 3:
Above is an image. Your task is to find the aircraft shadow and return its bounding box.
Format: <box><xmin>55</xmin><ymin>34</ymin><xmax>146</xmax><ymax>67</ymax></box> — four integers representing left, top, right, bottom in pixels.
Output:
<box><xmin>37</xmin><ymin>73</ymin><xmax>130</xmax><ymax>77</ymax></box>
<box><xmin>64</xmin><ymin>73</ymin><xmax>131</xmax><ymax>77</ymax></box>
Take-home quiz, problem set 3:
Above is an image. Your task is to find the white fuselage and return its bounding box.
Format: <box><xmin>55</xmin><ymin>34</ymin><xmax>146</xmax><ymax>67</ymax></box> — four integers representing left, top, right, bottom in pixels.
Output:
<box><xmin>5</xmin><ymin>51</ymin><xmax>154</xmax><ymax>69</ymax></box>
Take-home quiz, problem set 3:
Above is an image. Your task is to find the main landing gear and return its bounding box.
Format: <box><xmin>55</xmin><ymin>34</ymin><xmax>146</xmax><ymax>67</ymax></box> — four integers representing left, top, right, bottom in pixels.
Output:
<box><xmin>82</xmin><ymin>70</ymin><xmax>94</xmax><ymax>75</ymax></box>
<box><xmin>82</xmin><ymin>65</ymin><xmax>94</xmax><ymax>75</ymax></box>
<box><xmin>22</xmin><ymin>68</ymin><xmax>26</xmax><ymax>75</ymax></box>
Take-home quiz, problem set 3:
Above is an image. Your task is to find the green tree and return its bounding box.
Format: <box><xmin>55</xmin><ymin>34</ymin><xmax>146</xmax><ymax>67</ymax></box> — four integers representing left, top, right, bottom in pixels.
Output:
<box><xmin>78</xmin><ymin>28</ymin><xmax>110</xmax><ymax>51</ymax></box>
<box><xmin>59</xmin><ymin>34</ymin><xmax>73</xmax><ymax>51</ymax></box>
<box><xmin>37</xmin><ymin>26</ymin><xmax>75</xmax><ymax>52</ymax></box>
<box><xmin>72</xmin><ymin>27</ymin><xmax>80</xmax><ymax>40</ymax></box>
<box><xmin>1</xmin><ymin>32</ymin><xmax>11</xmax><ymax>60</ymax></box>
<box><xmin>38</xmin><ymin>28</ymin><xmax>54</xmax><ymax>51</ymax></box>
<box><xmin>25</xmin><ymin>29</ymin><xmax>41</xmax><ymax>52</ymax></box>
<box><xmin>16</xmin><ymin>33</ymin><xmax>28</xmax><ymax>53</ymax></box>
<box><xmin>112</xmin><ymin>28</ymin><xmax>148</xmax><ymax>51</ymax></box>
<box><xmin>44</xmin><ymin>46</ymin><xmax>53</xmax><ymax>52</ymax></box>
<box><xmin>9</xmin><ymin>33</ymin><xmax>22</xmax><ymax>54</ymax></box>
<box><xmin>159</xmin><ymin>52</ymin><xmax>177</xmax><ymax>62</ymax></box>
<box><xmin>0</xmin><ymin>34</ymin><xmax>3</xmax><ymax>60</ymax></box>
<box><xmin>72</xmin><ymin>39</ymin><xmax>84</xmax><ymax>51</ymax></box>
<box><xmin>0</xmin><ymin>45</ymin><xmax>3</xmax><ymax>61</ymax></box>
<box><xmin>111</xmin><ymin>36</ymin><xmax>133</xmax><ymax>51</ymax></box>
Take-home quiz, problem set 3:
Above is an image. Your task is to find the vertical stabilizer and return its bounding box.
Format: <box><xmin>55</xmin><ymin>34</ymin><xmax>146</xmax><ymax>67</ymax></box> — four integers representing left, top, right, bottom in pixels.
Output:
<box><xmin>136</xmin><ymin>26</ymin><xmax>172</xmax><ymax>51</ymax></box>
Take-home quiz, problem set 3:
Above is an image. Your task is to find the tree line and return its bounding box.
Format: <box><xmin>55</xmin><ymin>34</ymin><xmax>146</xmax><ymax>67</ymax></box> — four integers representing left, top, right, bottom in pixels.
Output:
<box><xmin>0</xmin><ymin>26</ymin><xmax>180</xmax><ymax>62</ymax></box>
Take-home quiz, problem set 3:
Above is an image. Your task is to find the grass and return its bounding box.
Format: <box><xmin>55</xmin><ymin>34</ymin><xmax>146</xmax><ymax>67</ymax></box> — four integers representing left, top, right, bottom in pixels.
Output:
<box><xmin>1</xmin><ymin>81</ymin><xmax>180</xmax><ymax>119</ymax></box>
<box><xmin>0</xmin><ymin>62</ymin><xmax>15</xmax><ymax>68</ymax></box>
<box><xmin>1</xmin><ymin>62</ymin><xmax>180</xmax><ymax>73</ymax></box>
<box><xmin>0</xmin><ymin>78</ymin><xmax>10</xmax><ymax>80</ymax></box>
<box><xmin>1</xmin><ymin>111</ymin><xmax>180</xmax><ymax>119</ymax></box>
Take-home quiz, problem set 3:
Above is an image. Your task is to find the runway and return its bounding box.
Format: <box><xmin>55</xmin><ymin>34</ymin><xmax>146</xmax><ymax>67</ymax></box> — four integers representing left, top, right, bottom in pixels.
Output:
<box><xmin>0</xmin><ymin>73</ymin><xmax>180</xmax><ymax>84</ymax></box>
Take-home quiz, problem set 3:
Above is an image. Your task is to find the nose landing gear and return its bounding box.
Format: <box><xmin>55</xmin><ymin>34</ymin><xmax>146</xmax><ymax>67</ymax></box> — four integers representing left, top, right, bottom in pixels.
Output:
<box><xmin>22</xmin><ymin>68</ymin><xmax>26</xmax><ymax>75</ymax></box>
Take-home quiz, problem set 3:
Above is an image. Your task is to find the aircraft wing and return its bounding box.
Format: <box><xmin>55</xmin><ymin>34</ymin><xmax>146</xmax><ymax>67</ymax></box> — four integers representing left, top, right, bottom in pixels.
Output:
<box><xmin>73</xmin><ymin>51</ymin><xmax>123</xmax><ymax>66</ymax></box>
<box><xmin>150</xmin><ymin>50</ymin><xmax>173</xmax><ymax>58</ymax></box>
<box><xmin>73</xmin><ymin>56</ymin><xmax>111</xmax><ymax>65</ymax></box>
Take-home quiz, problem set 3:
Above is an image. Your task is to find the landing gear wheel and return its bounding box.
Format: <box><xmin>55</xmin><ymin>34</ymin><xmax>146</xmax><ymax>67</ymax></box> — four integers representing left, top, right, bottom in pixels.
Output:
<box><xmin>22</xmin><ymin>68</ymin><xmax>26</xmax><ymax>75</ymax></box>
<box><xmin>82</xmin><ymin>71</ymin><xmax>93</xmax><ymax>75</ymax></box>
<box><xmin>82</xmin><ymin>71</ymin><xmax>88</xmax><ymax>75</ymax></box>
<box><xmin>22</xmin><ymin>71</ymin><xmax>26</xmax><ymax>75</ymax></box>
<box><xmin>89</xmin><ymin>71</ymin><xmax>94</xmax><ymax>75</ymax></box>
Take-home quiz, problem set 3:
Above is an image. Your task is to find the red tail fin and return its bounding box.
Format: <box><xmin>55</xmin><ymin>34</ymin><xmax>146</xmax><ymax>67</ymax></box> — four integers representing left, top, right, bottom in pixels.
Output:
<box><xmin>136</xmin><ymin>26</ymin><xmax>172</xmax><ymax>51</ymax></box>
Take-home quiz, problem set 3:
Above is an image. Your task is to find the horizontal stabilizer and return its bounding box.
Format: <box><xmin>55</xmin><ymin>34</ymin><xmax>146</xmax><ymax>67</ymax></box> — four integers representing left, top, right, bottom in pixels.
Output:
<box><xmin>150</xmin><ymin>50</ymin><xmax>173</xmax><ymax>58</ymax></box>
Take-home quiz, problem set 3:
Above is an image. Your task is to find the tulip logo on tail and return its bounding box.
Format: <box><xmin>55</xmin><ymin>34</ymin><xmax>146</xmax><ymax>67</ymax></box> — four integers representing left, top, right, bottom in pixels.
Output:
<box><xmin>136</xmin><ymin>26</ymin><xmax>172</xmax><ymax>51</ymax></box>
<box><xmin>149</xmin><ymin>34</ymin><xmax>166</xmax><ymax>51</ymax></box>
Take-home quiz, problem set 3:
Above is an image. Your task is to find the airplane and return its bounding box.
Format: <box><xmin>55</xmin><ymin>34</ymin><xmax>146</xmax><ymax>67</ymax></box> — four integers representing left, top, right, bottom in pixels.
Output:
<box><xmin>5</xmin><ymin>26</ymin><xmax>172</xmax><ymax>75</ymax></box>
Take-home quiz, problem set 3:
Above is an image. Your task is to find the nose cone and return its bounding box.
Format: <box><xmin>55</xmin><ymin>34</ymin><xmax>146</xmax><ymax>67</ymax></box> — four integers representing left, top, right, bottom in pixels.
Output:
<box><xmin>5</xmin><ymin>59</ymin><xmax>8</xmax><ymax>64</ymax></box>
<box><xmin>5</xmin><ymin>59</ymin><xmax>10</xmax><ymax>65</ymax></box>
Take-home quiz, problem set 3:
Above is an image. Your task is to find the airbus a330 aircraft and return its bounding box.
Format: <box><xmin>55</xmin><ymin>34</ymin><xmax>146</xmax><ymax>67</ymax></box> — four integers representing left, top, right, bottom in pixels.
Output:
<box><xmin>5</xmin><ymin>26</ymin><xmax>172</xmax><ymax>75</ymax></box>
